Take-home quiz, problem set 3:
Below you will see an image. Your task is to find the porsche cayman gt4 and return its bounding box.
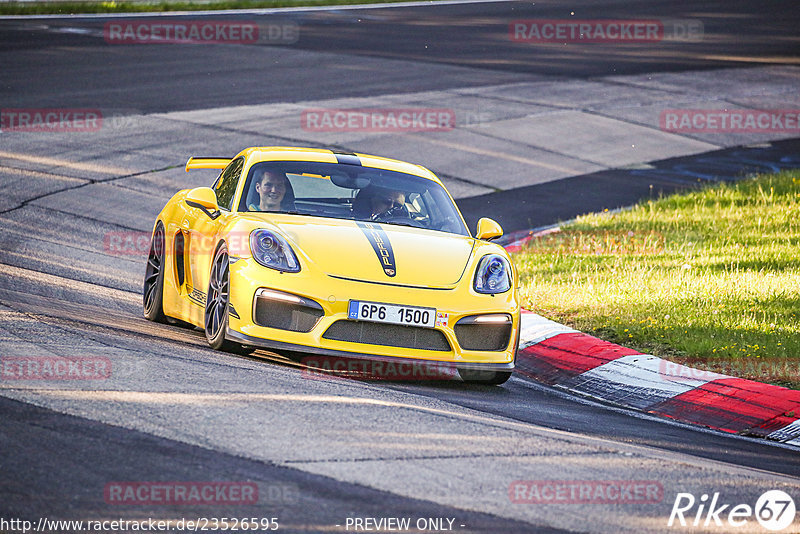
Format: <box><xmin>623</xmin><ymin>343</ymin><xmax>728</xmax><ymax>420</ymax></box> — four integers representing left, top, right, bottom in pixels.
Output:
<box><xmin>143</xmin><ymin>147</ymin><xmax>519</xmax><ymax>384</ymax></box>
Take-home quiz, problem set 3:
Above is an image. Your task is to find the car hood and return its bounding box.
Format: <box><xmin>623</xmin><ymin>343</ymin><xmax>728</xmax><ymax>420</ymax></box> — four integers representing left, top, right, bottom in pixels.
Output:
<box><xmin>271</xmin><ymin>216</ymin><xmax>475</xmax><ymax>288</ymax></box>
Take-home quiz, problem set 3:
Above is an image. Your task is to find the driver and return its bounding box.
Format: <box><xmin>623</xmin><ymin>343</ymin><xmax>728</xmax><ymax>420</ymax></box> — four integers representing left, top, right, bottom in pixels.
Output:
<box><xmin>367</xmin><ymin>187</ymin><xmax>406</xmax><ymax>220</ymax></box>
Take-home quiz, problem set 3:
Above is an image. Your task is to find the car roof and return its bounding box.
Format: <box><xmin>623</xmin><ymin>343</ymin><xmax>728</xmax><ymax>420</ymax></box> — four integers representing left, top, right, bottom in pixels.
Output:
<box><xmin>238</xmin><ymin>146</ymin><xmax>441</xmax><ymax>184</ymax></box>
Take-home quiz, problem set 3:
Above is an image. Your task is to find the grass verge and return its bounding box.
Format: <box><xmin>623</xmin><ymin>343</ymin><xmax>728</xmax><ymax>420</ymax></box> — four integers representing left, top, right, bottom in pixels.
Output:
<box><xmin>0</xmin><ymin>0</ymin><xmax>415</xmax><ymax>16</ymax></box>
<box><xmin>514</xmin><ymin>169</ymin><xmax>800</xmax><ymax>389</ymax></box>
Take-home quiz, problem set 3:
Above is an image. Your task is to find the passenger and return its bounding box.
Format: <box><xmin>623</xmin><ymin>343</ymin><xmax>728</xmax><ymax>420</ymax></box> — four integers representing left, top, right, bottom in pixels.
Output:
<box><xmin>249</xmin><ymin>169</ymin><xmax>293</xmax><ymax>211</ymax></box>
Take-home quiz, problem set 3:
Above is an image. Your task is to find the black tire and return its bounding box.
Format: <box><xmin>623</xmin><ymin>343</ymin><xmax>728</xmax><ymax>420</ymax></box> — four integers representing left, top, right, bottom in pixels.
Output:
<box><xmin>204</xmin><ymin>243</ymin><xmax>254</xmax><ymax>355</ymax></box>
<box><xmin>457</xmin><ymin>368</ymin><xmax>512</xmax><ymax>385</ymax></box>
<box><xmin>143</xmin><ymin>223</ymin><xmax>167</xmax><ymax>323</ymax></box>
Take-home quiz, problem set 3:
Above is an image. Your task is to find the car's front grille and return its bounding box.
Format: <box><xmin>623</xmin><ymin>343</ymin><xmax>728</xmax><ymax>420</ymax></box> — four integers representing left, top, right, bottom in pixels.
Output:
<box><xmin>253</xmin><ymin>290</ymin><xmax>324</xmax><ymax>333</ymax></box>
<box><xmin>322</xmin><ymin>321</ymin><xmax>451</xmax><ymax>352</ymax></box>
<box><xmin>454</xmin><ymin>314</ymin><xmax>513</xmax><ymax>351</ymax></box>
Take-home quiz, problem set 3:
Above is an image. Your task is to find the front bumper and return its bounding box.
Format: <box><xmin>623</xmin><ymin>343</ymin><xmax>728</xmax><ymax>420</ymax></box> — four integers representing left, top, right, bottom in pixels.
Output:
<box><xmin>226</xmin><ymin>328</ymin><xmax>515</xmax><ymax>371</ymax></box>
<box><xmin>226</xmin><ymin>257</ymin><xmax>519</xmax><ymax>369</ymax></box>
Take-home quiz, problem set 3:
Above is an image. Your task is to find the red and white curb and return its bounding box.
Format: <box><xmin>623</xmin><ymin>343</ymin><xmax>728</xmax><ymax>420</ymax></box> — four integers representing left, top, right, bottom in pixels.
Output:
<box><xmin>516</xmin><ymin>311</ymin><xmax>800</xmax><ymax>447</ymax></box>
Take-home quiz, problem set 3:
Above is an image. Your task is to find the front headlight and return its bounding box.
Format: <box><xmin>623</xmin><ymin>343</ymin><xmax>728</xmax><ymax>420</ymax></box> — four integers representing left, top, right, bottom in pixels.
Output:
<box><xmin>474</xmin><ymin>254</ymin><xmax>511</xmax><ymax>294</ymax></box>
<box><xmin>250</xmin><ymin>229</ymin><xmax>300</xmax><ymax>273</ymax></box>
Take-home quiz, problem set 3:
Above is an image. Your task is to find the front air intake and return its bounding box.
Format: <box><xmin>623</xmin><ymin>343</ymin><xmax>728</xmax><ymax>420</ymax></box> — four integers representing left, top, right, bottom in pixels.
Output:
<box><xmin>323</xmin><ymin>321</ymin><xmax>451</xmax><ymax>352</ymax></box>
<box><xmin>454</xmin><ymin>314</ymin><xmax>512</xmax><ymax>351</ymax></box>
<box><xmin>253</xmin><ymin>289</ymin><xmax>324</xmax><ymax>333</ymax></box>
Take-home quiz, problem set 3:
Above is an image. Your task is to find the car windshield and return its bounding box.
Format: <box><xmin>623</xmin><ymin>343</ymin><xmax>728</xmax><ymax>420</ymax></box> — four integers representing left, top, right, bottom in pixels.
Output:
<box><xmin>239</xmin><ymin>161</ymin><xmax>470</xmax><ymax>236</ymax></box>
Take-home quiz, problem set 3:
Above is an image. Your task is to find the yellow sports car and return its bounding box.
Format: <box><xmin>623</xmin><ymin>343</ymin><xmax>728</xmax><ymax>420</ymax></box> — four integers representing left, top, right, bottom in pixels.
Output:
<box><xmin>143</xmin><ymin>147</ymin><xmax>519</xmax><ymax>384</ymax></box>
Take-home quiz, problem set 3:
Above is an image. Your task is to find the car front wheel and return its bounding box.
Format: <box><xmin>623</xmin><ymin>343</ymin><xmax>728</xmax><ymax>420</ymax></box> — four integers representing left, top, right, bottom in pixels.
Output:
<box><xmin>143</xmin><ymin>223</ymin><xmax>166</xmax><ymax>322</ymax></box>
<box><xmin>205</xmin><ymin>243</ymin><xmax>253</xmax><ymax>355</ymax></box>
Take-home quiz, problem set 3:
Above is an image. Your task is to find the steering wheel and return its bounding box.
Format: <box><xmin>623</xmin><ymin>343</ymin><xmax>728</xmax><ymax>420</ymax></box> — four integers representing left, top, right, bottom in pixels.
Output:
<box><xmin>371</xmin><ymin>205</ymin><xmax>425</xmax><ymax>228</ymax></box>
<box><xmin>371</xmin><ymin>204</ymin><xmax>409</xmax><ymax>222</ymax></box>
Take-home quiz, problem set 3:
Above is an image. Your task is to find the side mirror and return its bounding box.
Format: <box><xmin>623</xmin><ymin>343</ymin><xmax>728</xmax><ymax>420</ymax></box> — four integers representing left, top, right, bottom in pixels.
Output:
<box><xmin>476</xmin><ymin>217</ymin><xmax>503</xmax><ymax>241</ymax></box>
<box><xmin>185</xmin><ymin>187</ymin><xmax>220</xmax><ymax>219</ymax></box>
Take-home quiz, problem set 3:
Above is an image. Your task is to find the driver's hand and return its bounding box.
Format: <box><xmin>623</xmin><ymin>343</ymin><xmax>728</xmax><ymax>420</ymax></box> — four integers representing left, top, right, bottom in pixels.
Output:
<box><xmin>371</xmin><ymin>204</ymin><xmax>408</xmax><ymax>221</ymax></box>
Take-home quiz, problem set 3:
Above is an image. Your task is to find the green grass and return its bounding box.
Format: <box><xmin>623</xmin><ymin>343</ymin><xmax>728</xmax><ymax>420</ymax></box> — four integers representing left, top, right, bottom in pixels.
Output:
<box><xmin>0</xmin><ymin>0</ymin><xmax>417</xmax><ymax>15</ymax></box>
<box><xmin>514</xmin><ymin>170</ymin><xmax>800</xmax><ymax>388</ymax></box>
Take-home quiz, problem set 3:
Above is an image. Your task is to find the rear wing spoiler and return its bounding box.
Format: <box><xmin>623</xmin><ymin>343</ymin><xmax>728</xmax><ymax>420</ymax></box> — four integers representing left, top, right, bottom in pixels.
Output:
<box><xmin>185</xmin><ymin>157</ymin><xmax>231</xmax><ymax>171</ymax></box>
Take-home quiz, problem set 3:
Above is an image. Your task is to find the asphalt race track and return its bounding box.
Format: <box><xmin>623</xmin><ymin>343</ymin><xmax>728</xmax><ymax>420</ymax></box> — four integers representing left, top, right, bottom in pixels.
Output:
<box><xmin>2</xmin><ymin>0</ymin><xmax>800</xmax><ymax>111</ymax></box>
<box><xmin>1</xmin><ymin>1</ymin><xmax>800</xmax><ymax>532</ymax></box>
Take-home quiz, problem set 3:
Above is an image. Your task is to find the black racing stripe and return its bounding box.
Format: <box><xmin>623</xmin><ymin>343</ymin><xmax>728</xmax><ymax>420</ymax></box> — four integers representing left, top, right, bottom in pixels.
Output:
<box><xmin>332</xmin><ymin>150</ymin><xmax>362</xmax><ymax>166</ymax></box>
<box><xmin>356</xmin><ymin>222</ymin><xmax>396</xmax><ymax>277</ymax></box>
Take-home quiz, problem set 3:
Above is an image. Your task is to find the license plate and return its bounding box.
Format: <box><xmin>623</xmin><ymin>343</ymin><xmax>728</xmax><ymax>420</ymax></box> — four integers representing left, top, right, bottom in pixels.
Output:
<box><xmin>348</xmin><ymin>300</ymin><xmax>436</xmax><ymax>328</ymax></box>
